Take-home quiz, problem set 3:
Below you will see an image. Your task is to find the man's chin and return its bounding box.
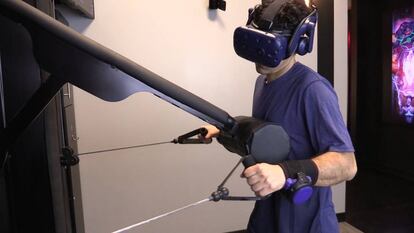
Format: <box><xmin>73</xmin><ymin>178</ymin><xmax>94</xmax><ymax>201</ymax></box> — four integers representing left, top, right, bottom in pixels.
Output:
<box><xmin>256</xmin><ymin>64</ymin><xmax>270</xmax><ymax>75</ymax></box>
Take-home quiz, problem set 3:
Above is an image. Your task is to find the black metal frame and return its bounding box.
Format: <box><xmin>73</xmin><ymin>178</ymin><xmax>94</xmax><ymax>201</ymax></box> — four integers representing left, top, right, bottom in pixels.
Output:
<box><xmin>0</xmin><ymin>1</ymin><xmax>239</xmax><ymax>232</ymax></box>
<box><xmin>0</xmin><ymin>49</ymin><xmax>11</xmax><ymax>233</ymax></box>
<box><xmin>0</xmin><ymin>1</ymin><xmax>85</xmax><ymax>232</ymax></box>
<box><xmin>0</xmin><ymin>75</ymin><xmax>64</xmax><ymax>152</ymax></box>
<box><xmin>0</xmin><ymin>52</ymin><xmax>6</xmax><ymax>129</ymax></box>
<box><xmin>315</xmin><ymin>0</ymin><xmax>334</xmax><ymax>85</ymax></box>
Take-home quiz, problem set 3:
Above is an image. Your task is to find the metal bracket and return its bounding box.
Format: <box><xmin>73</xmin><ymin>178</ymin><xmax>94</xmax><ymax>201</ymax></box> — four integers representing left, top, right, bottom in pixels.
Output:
<box><xmin>209</xmin><ymin>0</ymin><xmax>226</xmax><ymax>11</ymax></box>
<box><xmin>60</xmin><ymin>147</ymin><xmax>79</xmax><ymax>166</ymax></box>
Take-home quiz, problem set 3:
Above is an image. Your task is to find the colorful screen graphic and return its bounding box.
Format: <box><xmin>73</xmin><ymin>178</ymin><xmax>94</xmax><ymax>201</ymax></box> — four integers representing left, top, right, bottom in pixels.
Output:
<box><xmin>392</xmin><ymin>7</ymin><xmax>414</xmax><ymax>124</ymax></box>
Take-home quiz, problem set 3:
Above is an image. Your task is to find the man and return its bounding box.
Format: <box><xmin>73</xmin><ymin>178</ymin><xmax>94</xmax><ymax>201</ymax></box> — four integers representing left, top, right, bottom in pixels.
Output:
<box><xmin>204</xmin><ymin>0</ymin><xmax>357</xmax><ymax>232</ymax></box>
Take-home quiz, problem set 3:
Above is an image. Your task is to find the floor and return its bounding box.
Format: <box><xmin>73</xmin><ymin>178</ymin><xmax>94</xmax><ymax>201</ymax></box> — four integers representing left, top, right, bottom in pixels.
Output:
<box><xmin>228</xmin><ymin>166</ymin><xmax>414</xmax><ymax>233</ymax></box>
<box><xmin>227</xmin><ymin>222</ymin><xmax>363</xmax><ymax>233</ymax></box>
<box><xmin>340</xmin><ymin>222</ymin><xmax>363</xmax><ymax>233</ymax></box>
<box><xmin>346</xmin><ymin>168</ymin><xmax>414</xmax><ymax>233</ymax></box>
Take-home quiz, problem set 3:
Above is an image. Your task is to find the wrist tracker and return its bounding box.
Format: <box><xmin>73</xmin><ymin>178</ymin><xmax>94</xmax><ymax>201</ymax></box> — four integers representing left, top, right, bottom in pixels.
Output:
<box><xmin>284</xmin><ymin>172</ymin><xmax>313</xmax><ymax>204</ymax></box>
<box><xmin>279</xmin><ymin>159</ymin><xmax>319</xmax><ymax>204</ymax></box>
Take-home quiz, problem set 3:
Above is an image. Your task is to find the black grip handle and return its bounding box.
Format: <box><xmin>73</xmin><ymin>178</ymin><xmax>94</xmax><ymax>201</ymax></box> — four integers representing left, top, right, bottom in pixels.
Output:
<box><xmin>175</xmin><ymin>128</ymin><xmax>211</xmax><ymax>144</ymax></box>
<box><xmin>199</xmin><ymin>128</ymin><xmax>208</xmax><ymax>137</ymax></box>
<box><xmin>242</xmin><ymin>155</ymin><xmax>256</xmax><ymax>168</ymax></box>
<box><xmin>242</xmin><ymin>154</ymin><xmax>271</xmax><ymax>200</ymax></box>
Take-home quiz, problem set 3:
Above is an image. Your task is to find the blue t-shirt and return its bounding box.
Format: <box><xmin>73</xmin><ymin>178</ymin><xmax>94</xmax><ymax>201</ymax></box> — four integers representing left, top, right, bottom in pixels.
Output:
<box><xmin>247</xmin><ymin>62</ymin><xmax>354</xmax><ymax>233</ymax></box>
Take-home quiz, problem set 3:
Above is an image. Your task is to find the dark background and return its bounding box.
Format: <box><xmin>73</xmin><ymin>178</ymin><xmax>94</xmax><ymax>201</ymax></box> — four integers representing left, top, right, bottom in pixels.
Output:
<box><xmin>347</xmin><ymin>0</ymin><xmax>414</xmax><ymax>232</ymax></box>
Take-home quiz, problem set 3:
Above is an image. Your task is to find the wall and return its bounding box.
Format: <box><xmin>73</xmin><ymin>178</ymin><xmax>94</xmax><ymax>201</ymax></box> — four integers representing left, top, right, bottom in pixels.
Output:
<box><xmin>332</xmin><ymin>0</ymin><xmax>349</xmax><ymax>214</ymax></box>
<box><xmin>58</xmin><ymin>0</ymin><xmax>352</xmax><ymax>232</ymax></box>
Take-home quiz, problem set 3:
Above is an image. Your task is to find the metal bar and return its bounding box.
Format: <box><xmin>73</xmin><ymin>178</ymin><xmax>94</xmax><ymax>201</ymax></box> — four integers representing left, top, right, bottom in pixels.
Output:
<box><xmin>0</xmin><ymin>75</ymin><xmax>65</xmax><ymax>151</ymax></box>
<box><xmin>222</xmin><ymin>196</ymin><xmax>261</xmax><ymax>201</ymax></box>
<box><xmin>217</xmin><ymin>157</ymin><xmax>245</xmax><ymax>189</ymax></box>
<box><xmin>0</xmin><ymin>52</ymin><xmax>6</xmax><ymax>128</ymax></box>
<box><xmin>0</xmin><ymin>0</ymin><xmax>237</xmax><ymax>132</ymax></box>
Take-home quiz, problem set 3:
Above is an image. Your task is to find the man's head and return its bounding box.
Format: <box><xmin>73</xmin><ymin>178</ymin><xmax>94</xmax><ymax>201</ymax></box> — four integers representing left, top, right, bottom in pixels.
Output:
<box><xmin>253</xmin><ymin>0</ymin><xmax>312</xmax><ymax>76</ymax></box>
<box><xmin>233</xmin><ymin>0</ymin><xmax>316</xmax><ymax>77</ymax></box>
<box><xmin>255</xmin><ymin>0</ymin><xmax>312</xmax><ymax>33</ymax></box>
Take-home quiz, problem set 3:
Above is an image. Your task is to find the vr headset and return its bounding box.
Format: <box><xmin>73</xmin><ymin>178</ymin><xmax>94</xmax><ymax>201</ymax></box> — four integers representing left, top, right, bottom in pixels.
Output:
<box><xmin>233</xmin><ymin>2</ymin><xmax>318</xmax><ymax>67</ymax></box>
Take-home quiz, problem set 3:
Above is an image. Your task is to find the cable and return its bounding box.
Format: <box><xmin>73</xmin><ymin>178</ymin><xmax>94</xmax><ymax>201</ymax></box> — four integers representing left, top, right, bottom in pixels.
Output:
<box><xmin>112</xmin><ymin>198</ymin><xmax>211</xmax><ymax>233</ymax></box>
<box><xmin>76</xmin><ymin>141</ymin><xmax>173</xmax><ymax>157</ymax></box>
<box><xmin>76</xmin><ymin>128</ymin><xmax>211</xmax><ymax>157</ymax></box>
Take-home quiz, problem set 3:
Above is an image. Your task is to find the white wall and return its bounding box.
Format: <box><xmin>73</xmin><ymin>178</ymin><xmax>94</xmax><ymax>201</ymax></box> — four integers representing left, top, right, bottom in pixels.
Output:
<box><xmin>331</xmin><ymin>0</ymin><xmax>349</xmax><ymax>214</ymax></box>
<box><xmin>57</xmin><ymin>0</ymin><xmax>355</xmax><ymax>232</ymax></box>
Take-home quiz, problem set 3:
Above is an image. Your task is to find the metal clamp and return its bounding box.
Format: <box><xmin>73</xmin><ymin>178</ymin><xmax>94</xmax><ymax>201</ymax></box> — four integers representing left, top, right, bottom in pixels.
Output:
<box><xmin>60</xmin><ymin>147</ymin><xmax>79</xmax><ymax>166</ymax></box>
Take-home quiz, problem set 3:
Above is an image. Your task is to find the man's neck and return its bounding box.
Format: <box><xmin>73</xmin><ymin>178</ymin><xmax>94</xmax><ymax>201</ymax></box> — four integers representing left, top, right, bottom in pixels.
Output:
<box><xmin>266</xmin><ymin>56</ymin><xmax>296</xmax><ymax>83</ymax></box>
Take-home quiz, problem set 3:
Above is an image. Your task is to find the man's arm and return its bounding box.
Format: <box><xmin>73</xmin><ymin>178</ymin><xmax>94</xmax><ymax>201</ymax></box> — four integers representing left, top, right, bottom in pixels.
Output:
<box><xmin>202</xmin><ymin>125</ymin><xmax>358</xmax><ymax>195</ymax></box>
<box><xmin>243</xmin><ymin>152</ymin><xmax>357</xmax><ymax>197</ymax></box>
<box><xmin>312</xmin><ymin>151</ymin><xmax>357</xmax><ymax>186</ymax></box>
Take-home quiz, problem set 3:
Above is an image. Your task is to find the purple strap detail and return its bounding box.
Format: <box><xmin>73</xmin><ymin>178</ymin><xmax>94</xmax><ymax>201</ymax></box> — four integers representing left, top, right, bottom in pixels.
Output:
<box><xmin>283</xmin><ymin>176</ymin><xmax>313</xmax><ymax>205</ymax></box>
<box><xmin>283</xmin><ymin>176</ymin><xmax>312</xmax><ymax>190</ymax></box>
<box><xmin>284</xmin><ymin>178</ymin><xmax>296</xmax><ymax>190</ymax></box>
<box><xmin>293</xmin><ymin>186</ymin><xmax>313</xmax><ymax>204</ymax></box>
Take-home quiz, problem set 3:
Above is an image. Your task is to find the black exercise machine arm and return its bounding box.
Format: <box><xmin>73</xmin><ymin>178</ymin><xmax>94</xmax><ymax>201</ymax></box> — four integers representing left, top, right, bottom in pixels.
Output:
<box><xmin>0</xmin><ymin>0</ymin><xmax>236</xmax><ymax>150</ymax></box>
<box><xmin>0</xmin><ymin>0</ymin><xmax>291</xmax><ymax>172</ymax></box>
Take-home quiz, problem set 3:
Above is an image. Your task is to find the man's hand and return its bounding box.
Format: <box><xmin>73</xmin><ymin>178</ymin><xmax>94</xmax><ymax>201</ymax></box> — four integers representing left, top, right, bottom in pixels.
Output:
<box><xmin>202</xmin><ymin>125</ymin><xmax>220</xmax><ymax>138</ymax></box>
<box><xmin>242</xmin><ymin>163</ymin><xmax>286</xmax><ymax>197</ymax></box>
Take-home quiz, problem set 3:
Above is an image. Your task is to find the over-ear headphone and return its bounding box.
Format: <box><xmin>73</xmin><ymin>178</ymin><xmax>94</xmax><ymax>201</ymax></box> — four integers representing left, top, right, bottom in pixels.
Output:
<box><xmin>288</xmin><ymin>8</ymin><xmax>318</xmax><ymax>56</ymax></box>
<box><xmin>233</xmin><ymin>2</ymin><xmax>318</xmax><ymax>67</ymax></box>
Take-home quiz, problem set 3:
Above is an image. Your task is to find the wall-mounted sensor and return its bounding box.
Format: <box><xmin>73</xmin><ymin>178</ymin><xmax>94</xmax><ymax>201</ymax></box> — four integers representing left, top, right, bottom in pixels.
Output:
<box><xmin>209</xmin><ymin>0</ymin><xmax>226</xmax><ymax>11</ymax></box>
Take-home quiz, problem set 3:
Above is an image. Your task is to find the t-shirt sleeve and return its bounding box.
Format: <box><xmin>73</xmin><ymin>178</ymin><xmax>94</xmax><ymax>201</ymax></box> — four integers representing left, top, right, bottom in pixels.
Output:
<box><xmin>303</xmin><ymin>80</ymin><xmax>355</xmax><ymax>154</ymax></box>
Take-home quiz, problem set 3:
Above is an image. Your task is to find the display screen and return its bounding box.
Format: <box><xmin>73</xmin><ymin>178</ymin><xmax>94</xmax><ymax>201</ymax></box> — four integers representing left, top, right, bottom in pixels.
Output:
<box><xmin>392</xmin><ymin>7</ymin><xmax>414</xmax><ymax>124</ymax></box>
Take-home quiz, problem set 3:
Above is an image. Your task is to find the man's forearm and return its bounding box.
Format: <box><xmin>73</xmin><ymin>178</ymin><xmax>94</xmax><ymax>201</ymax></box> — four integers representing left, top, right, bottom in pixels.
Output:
<box><xmin>312</xmin><ymin>152</ymin><xmax>357</xmax><ymax>186</ymax></box>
